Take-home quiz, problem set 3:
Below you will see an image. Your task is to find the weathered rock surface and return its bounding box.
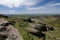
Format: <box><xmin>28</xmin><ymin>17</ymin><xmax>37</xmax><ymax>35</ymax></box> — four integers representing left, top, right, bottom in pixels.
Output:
<box><xmin>0</xmin><ymin>19</ymin><xmax>23</xmax><ymax>40</ymax></box>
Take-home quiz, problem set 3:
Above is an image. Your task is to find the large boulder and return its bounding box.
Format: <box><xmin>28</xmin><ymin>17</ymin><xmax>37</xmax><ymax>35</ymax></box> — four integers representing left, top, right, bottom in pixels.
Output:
<box><xmin>25</xmin><ymin>28</ymin><xmax>45</xmax><ymax>38</ymax></box>
<box><xmin>35</xmin><ymin>23</ymin><xmax>47</xmax><ymax>32</ymax></box>
<box><xmin>23</xmin><ymin>18</ymin><xmax>34</xmax><ymax>23</ymax></box>
<box><xmin>25</xmin><ymin>28</ymin><xmax>39</xmax><ymax>33</ymax></box>
<box><xmin>34</xmin><ymin>23</ymin><xmax>54</xmax><ymax>32</ymax></box>
<box><xmin>0</xmin><ymin>26</ymin><xmax>6</xmax><ymax>32</ymax></box>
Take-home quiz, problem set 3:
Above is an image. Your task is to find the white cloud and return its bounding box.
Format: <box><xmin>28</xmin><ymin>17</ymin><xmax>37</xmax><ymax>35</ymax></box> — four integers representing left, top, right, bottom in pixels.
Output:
<box><xmin>0</xmin><ymin>0</ymin><xmax>40</xmax><ymax>8</ymax></box>
<box><xmin>26</xmin><ymin>2</ymin><xmax>60</xmax><ymax>10</ymax></box>
<box><xmin>46</xmin><ymin>3</ymin><xmax>60</xmax><ymax>7</ymax></box>
<box><xmin>0</xmin><ymin>0</ymin><xmax>23</xmax><ymax>8</ymax></box>
<box><xmin>26</xmin><ymin>2</ymin><xmax>60</xmax><ymax>14</ymax></box>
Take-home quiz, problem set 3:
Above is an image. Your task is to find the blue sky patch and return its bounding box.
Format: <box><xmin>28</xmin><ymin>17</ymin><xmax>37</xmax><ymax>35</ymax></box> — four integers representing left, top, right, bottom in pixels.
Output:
<box><xmin>0</xmin><ymin>0</ymin><xmax>60</xmax><ymax>14</ymax></box>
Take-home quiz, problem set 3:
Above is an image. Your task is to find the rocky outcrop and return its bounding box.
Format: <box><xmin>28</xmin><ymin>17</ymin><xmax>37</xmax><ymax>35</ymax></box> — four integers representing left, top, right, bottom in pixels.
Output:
<box><xmin>0</xmin><ymin>19</ymin><xmax>23</xmax><ymax>40</ymax></box>
<box><xmin>25</xmin><ymin>18</ymin><xmax>54</xmax><ymax>40</ymax></box>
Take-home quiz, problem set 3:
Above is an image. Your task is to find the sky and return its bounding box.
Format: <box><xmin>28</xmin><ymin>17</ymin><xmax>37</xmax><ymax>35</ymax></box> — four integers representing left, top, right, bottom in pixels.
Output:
<box><xmin>0</xmin><ymin>0</ymin><xmax>60</xmax><ymax>14</ymax></box>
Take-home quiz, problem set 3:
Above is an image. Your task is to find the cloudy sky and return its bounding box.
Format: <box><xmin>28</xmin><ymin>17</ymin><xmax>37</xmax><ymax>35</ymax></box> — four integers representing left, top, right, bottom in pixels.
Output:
<box><xmin>0</xmin><ymin>0</ymin><xmax>60</xmax><ymax>14</ymax></box>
